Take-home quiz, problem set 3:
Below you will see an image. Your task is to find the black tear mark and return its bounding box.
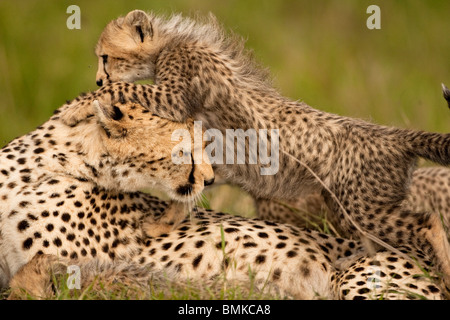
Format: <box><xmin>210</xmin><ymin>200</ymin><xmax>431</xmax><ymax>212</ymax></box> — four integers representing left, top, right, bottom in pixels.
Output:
<box><xmin>102</xmin><ymin>55</ymin><xmax>110</xmax><ymax>80</ymax></box>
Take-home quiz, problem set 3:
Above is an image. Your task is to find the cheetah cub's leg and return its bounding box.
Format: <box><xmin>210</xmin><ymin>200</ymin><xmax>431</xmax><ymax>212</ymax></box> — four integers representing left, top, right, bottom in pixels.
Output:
<box><xmin>141</xmin><ymin>201</ymin><xmax>188</xmax><ymax>238</ymax></box>
<box><xmin>255</xmin><ymin>193</ymin><xmax>332</xmax><ymax>230</ymax></box>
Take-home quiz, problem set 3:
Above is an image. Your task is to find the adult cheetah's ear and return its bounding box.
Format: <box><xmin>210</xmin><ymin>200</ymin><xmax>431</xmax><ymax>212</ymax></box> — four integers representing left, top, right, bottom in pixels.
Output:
<box><xmin>93</xmin><ymin>100</ymin><xmax>124</xmax><ymax>122</ymax></box>
<box><xmin>442</xmin><ymin>83</ymin><xmax>450</xmax><ymax>109</ymax></box>
<box><xmin>93</xmin><ymin>100</ymin><xmax>127</xmax><ymax>138</ymax></box>
<box><xmin>124</xmin><ymin>10</ymin><xmax>153</xmax><ymax>43</ymax></box>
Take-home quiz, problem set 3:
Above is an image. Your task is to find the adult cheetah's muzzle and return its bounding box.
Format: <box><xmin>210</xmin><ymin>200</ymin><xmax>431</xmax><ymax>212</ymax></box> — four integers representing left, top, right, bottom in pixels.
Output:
<box><xmin>176</xmin><ymin>184</ymin><xmax>193</xmax><ymax>196</ymax></box>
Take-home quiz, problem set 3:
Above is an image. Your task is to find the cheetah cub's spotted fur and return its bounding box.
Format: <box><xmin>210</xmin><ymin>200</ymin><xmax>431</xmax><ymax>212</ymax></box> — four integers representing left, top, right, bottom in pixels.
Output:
<box><xmin>257</xmin><ymin>166</ymin><xmax>450</xmax><ymax>241</ymax></box>
<box><xmin>62</xmin><ymin>10</ymin><xmax>450</xmax><ymax>292</ymax></box>
<box><xmin>0</xmin><ymin>98</ymin><xmax>214</xmax><ymax>287</ymax></box>
<box><xmin>256</xmin><ymin>90</ymin><xmax>450</xmax><ymax>236</ymax></box>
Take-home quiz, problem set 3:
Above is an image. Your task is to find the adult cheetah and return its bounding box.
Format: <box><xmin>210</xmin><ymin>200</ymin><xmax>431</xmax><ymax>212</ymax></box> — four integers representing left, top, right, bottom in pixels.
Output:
<box><xmin>62</xmin><ymin>10</ymin><xmax>450</xmax><ymax>292</ymax></box>
<box><xmin>0</xmin><ymin>97</ymin><xmax>215</xmax><ymax>288</ymax></box>
<box><xmin>7</xmin><ymin>209</ymin><xmax>445</xmax><ymax>300</ymax></box>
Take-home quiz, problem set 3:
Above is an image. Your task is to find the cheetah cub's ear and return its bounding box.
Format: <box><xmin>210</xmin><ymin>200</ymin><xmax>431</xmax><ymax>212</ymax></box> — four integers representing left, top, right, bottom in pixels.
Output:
<box><xmin>93</xmin><ymin>99</ymin><xmax>127</xmax><ymax>139</ymax></box>
<box><xmin>124</xmin><ymin>10</ymin><xmax>153</xmax><ymax>43</ymax></box>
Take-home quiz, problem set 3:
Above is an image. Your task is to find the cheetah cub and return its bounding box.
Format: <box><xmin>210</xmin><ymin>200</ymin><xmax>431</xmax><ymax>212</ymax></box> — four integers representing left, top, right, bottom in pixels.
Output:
<box><xmin>63</xmin><ymin>10</ymin><xmax>450</xmax><ymax>292</ymax></box>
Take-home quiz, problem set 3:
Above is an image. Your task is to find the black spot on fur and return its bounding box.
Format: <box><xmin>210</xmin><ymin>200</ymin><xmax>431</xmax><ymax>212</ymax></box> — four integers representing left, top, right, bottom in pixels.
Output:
<box><xmin>195</xmin><ymin>240</ymin><xmax>205</xmax><ymax>248</ymax></box>
<box><xmin>258</xmin><ymin>232</ymin><xmax>269</xmax><ymax>239</ymax></box>
<box><xmin>18</xmin><ymin>220</ymin><xmax>30</xmax><ymax>231</ymax></box>
<box><xmin>255</xmin><ymin>255</ymin><xmax>266</xmax><ymax>264</ymax></box>
<box><xmin>286</xmin><ymin>250</ymin><xmax>297</xmax><ymax>258</ymax></box>
<box><xmin>23</xmin><ymin>238</ymin><xmax>33</xmax><ymax>250</ymax></box>
<box><xmin>192</xmin><ymin>254</ymin><xmax>203</xmax><ymax>269</ymax></box>
<box><xmin>53</xmin><ymin>238</ymin><xmax>62</xmax><ymax>247</ymax></box>
<box><xmin>243</xmin><ymin>242</ymin><xmax>258</xmax><ymax>248</ymax></box>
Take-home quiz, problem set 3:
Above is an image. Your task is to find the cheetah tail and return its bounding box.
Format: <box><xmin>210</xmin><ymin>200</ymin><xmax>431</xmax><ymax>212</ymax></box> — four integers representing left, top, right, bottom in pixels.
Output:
<box><xmin>406</xmin><ymin>130</ymin><xmax>450</xmax><ymax>166</ymax></box>
<box><xmin>403</xmin><ymin>84</ymin><xmax>450</xmax><ymax>165</ymax></box>
<box><xmin>442</xmin><ymin>83</ymin><xmax>450</xmax><ymax>109</ymax></box>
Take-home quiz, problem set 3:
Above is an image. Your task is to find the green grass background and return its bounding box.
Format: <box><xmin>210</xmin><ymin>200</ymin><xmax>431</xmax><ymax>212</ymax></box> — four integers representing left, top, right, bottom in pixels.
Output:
<box><xmin>0</xmin><ymin>0</ymin><xmax>449</xmax><ymax>216</ymax></box>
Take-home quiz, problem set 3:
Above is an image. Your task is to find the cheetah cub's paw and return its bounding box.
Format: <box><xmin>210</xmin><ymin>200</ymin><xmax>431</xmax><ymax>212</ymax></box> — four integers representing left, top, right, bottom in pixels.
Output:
<box><xmin>61</xmin><ymin>82</ymin><xmax>138</xmax><ymax>127</ymax></box>
<box><xmin>142</xmin><ymin>201</ymin><xmax>188</xmax><ymax>238</ymax></box>
<box><xmin>60</xmin><ymin>88</ymin><xmax>118</xmax><ymax>127</ymax></box>
<box><xmin>59</xmin><ymin>92</ymin><xmax>103</xmax><ymax>127</ymax></box>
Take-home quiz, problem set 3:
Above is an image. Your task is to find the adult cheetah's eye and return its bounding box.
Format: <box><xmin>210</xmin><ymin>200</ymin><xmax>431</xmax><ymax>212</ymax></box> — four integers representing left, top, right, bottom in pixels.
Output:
<box><xmin>101</xmin><ymin>55</ymin><xmax>108</xmax><ymax>64</ymax></box>
<box><xmin>175</xmin><ymin>150</ymin><xmax>190</xmax><ymax>159</ymax></box>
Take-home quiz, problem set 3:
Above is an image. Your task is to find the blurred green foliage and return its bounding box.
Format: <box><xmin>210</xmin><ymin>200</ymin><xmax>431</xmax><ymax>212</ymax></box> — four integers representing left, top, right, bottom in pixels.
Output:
<box><xmin>0</xmin><ymin>0</ymin><xmax>448</xmax><ymax>215</ymax></box>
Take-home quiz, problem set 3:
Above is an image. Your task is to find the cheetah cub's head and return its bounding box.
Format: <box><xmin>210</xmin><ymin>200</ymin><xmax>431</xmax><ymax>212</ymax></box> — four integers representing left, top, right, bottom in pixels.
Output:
<box><xmin>92</xmin><ymin>99</ymin><xmax>214</xmax><ymax>202</ymax></box>
<box><xmin>95</xmin><ymin>10</ymin><xmax>159</xmax><ymax>86</ymax></box>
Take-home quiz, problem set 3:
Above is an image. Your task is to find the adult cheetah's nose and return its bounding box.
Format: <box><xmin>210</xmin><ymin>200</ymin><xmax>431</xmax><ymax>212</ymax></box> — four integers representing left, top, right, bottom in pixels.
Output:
<box><xmin>204</xmin><ymin>177</ymin><xmax>215</xmax><ymax>186</ymax></box>
<box><xmin>96</xmin><ymin>79</ymin><xmax>103</xmax><ymax>87</ymax></box>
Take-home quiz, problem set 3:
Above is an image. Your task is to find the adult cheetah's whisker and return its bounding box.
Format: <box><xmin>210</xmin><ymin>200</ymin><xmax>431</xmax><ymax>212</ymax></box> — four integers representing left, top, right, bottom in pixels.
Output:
<box><xmin>185</xmin><ymin>193</ymin><xmax>202</xmax><ymax>223</ymax></box>
<box><xmin>280</xmin><ymin>149</ymin><xmax>411</xmax><ymax>261</ymax></box>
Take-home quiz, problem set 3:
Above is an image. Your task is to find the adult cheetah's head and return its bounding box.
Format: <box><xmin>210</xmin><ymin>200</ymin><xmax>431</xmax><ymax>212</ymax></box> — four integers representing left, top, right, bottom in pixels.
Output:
<box><xmin>91</xmin><ymin>99</ymin><xmax>214</xmax><ymax>202</ymax></box>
